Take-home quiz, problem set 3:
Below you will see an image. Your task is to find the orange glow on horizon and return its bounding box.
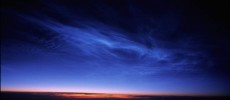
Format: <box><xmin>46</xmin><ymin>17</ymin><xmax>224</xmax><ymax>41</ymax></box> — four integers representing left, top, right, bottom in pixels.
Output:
<box><xmin>1</xmin><ymin>88</ymin><xmax>225</xmax><ymax>97</ymax></box>
<box><xmin>1</xmin><ymin>88</ymin><xmax>166</xmax><ymax>96</ymax></box>
<box><xmin>55</xmin><ymin>93</ymin><xmax>139</xmax><ymax>99</ymax></box>
<box><xmin>1</xmin><ymin>88</ymin><xmax>156</xmax><ymax>95</ymax></box>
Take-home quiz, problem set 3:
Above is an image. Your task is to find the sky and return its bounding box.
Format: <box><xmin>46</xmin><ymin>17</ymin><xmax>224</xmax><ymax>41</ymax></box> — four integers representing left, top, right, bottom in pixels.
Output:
<box><xmin>1</xmin><ymin>0</ymin><xmax>230</xmax><ymax>96</ymax></box>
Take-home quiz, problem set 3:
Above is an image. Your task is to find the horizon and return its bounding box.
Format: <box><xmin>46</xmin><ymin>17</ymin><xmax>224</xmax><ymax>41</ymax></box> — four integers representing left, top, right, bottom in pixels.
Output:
<box><xmin>2</xmin><ymin>92</ymin><xmax>228</xmax><ymax>100</ymax></box>
<box><xmin>1</xmin><ymin>90</ymin><xmax>229</xmax><ymax>97</ymax></box>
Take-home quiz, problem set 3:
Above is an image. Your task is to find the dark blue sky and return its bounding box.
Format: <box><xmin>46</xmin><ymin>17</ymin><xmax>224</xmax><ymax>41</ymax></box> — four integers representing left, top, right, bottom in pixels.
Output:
<box><xmin>1</xmin><ymin>0</ymin><xmax>230</xmax><ymax>96</ymax></box>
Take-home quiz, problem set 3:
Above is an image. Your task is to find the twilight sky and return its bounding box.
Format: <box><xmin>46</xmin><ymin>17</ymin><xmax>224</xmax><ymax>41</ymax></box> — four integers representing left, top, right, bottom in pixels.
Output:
<box><xmin>1</xmin><ymin>0</ymin><xmax>230</xmax><ymax>96</ymax></box>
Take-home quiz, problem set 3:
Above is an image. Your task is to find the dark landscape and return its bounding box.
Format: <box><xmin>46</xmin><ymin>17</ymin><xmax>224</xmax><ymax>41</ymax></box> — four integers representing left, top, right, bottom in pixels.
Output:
<box><xmin>1</xmin><ymin>92</ymin><xmax>229</xmax><ymax>100</ymax></box>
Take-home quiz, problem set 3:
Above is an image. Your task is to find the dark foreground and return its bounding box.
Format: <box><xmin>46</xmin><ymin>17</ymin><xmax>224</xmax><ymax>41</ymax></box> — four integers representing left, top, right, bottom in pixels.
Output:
<box><xmin>1</xmin><ymin>92</ymin><xmax>229</xmax><ymax>100</ymax></box>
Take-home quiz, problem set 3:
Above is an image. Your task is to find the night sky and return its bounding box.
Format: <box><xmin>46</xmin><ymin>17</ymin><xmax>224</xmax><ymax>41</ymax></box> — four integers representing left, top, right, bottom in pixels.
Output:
<box><xmin>1</xmin><ymin>0</ymin><xmax>230</xmax><ymax>96</ymax></box>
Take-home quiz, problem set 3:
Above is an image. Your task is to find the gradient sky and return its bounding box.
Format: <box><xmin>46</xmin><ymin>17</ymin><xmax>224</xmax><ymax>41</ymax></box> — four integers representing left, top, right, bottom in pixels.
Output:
<box><xmin>1</xmin><ymin>0</ymin><xmax>230</xmax><ymax>96</ymax></box>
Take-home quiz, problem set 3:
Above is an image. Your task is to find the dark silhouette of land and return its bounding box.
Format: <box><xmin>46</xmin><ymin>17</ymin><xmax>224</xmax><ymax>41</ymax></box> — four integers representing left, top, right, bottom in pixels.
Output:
<box><xmin>1</xmin><ymin>92</ymin><xmax>229</xmax><ymax>100</ymax></box>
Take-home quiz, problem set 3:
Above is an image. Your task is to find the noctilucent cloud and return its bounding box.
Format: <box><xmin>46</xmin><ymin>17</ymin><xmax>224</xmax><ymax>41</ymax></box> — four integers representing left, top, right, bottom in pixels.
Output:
<box><xmin>1</xmin><ymin>0</ymin><xmax>230</xmax><ymax>96</ymax></box>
